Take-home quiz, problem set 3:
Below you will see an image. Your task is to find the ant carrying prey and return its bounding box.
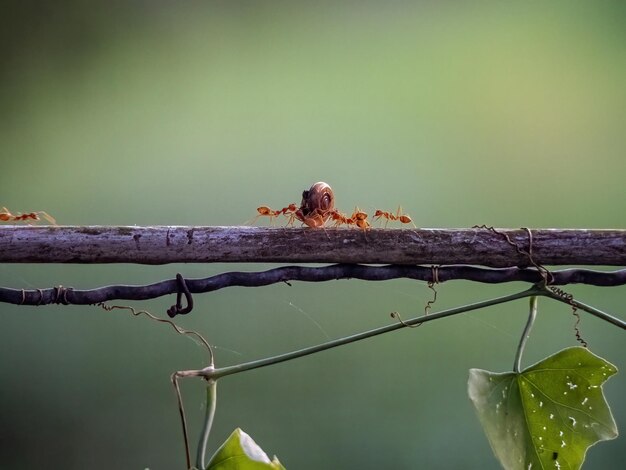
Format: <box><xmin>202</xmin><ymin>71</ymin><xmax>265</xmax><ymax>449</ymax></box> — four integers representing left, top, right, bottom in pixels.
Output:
<box><xmin>0</xmin><ymin>207</ymin><xmax>56</xmax><ymax>225</ymax></box>
<box><xmin>296</xmin><ymin>181</ymin><xmax>335</xmax><ymax>228</ymax></box>
<box><xmin>252</xmin><ymin>182</ymin><xmax>335</xmax><ymax>228</ymax></box>
<box><xmin>251</xmin><ymin>182</ymin><xmax>413</xmax><ymax>231</ymax></box>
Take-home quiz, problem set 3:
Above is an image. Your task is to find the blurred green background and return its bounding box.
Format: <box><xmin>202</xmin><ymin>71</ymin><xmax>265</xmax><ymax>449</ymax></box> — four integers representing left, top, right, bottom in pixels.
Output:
<box><xmin>1</xmin><ymin>1</ymin><xmax>624</xmax><ymax>469</ymax></box>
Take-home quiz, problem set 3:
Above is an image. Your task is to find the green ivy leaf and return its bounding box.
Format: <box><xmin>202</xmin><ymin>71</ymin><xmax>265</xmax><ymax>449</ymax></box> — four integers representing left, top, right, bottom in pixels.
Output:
<box><xmin>468</xmin><ymin>347</ymin><xmax>618</xmax><ymax>470</ymax></box>
<box><xmin>206</xmin><ymin>428</ymin><xmax>286</xmax><ymax>470</ymax></box>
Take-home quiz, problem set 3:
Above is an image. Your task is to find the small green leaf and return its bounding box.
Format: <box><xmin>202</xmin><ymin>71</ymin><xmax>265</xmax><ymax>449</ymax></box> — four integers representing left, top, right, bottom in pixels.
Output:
<box><xmin>206</xmin><ymin>428</ymin><xmax>286</xmax><ymax>470</ymax></box>
<box><xmin>468</xmin><ymin>347</ymin><xmax>618</xmax><ymax>470</ymax></box>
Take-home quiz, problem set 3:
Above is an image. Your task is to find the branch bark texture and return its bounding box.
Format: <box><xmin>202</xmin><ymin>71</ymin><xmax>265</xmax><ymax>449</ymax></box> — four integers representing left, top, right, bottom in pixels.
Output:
<box><xmin>1</xmin><ymin>226</ymin><xmax>624</xmax><ymax>266</ymax></box>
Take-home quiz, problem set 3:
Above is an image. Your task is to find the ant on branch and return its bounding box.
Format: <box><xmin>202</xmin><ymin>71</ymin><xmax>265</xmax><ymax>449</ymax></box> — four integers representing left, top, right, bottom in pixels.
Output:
<box><xmin>352</xmin><ymin>207</ymin><xmax>370</xmax><ymax>230</ymax></box>
<box><xmin>252</xmin><ymin>182</ymin><xmax>335</xmax><ymax>228</ymax></box>
<box><xmin>373</xmin><ymin>207</ymin><xmax>416</xmax><ymax>228</ymax></box>
<box><xmin>280</xmin><ymin>203</ymin><xmax>299</xmax><ymax>226</ymax></box>
<box><xmin>251</xmin><ymin>206</ymin><xmax>287</xmax><ymax>225</ymax></box>
<box><xmin>0</xmin><ymin>207</ymin><xmax>56</xmax><ymax>225</ymax></box>
<box><xmin>252</xmin><ymin>182</ymin><xmax>414</xmax><ymax>232</ymax></box>
<box><xmin>328</xmin><ymin>207</ymin><xmax>370</xmax><ymax>231</ymax></box>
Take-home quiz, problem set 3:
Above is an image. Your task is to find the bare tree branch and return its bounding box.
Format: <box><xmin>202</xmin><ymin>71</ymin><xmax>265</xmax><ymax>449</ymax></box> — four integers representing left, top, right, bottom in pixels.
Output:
<box><xmin>0</xmin><ymin>226</ymin><xmax>624</xmax><ymax>266</ymax></box>
<box><xmin>1</xmin><ymin>264</ymin><xmax>625</xmax><ymax>308</ymax></box>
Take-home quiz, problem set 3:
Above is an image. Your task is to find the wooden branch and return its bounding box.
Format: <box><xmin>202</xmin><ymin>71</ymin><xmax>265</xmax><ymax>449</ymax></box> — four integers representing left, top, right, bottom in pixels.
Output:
<box><xmin>0</xmin><ymin>226</ymin><xmax>624</xmax><ymax>267</ymax></box>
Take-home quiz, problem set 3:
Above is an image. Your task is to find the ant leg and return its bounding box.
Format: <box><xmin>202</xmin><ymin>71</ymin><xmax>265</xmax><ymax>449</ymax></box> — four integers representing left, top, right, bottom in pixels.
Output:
<box><xmin>361</xmin><ymin>223</ymin><xmax>369</xmax><ymax>242</ymax></box>
<box><xmin>321</xmin><ymin>224</ymin><xmax>330</xmax><ymax>240</ymax></box>
<box><xmin>39</xmin><ymin>211</ymin><xmax>57</xmax><ymax>225</ymax></box>
<box><xmin>245</xmin><ymin>214</ymin><xmax>263</xmax><ymax>226</ymax></box>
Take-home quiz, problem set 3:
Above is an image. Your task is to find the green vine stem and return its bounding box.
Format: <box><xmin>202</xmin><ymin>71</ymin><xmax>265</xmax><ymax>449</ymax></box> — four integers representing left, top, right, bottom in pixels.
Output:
<box><xmin>536</xmin><ymin>285</ymin><xmax>626</xmax><ymax>329</ymax></box>
<box><xmin>173</xmin><ymin>284</ymin><xmax>625</xmax><ymax>467</ymax></box>
<box><xmin>208</xmin><ymin>287</ymin><xmax>538</xmax><ymax>380</ymax></box>
<box><xmin>174</xmin><ymin>285</ymin><xmax>624</xmax><ymax>385</ymax></box>
<box><xmin>514</xmin><ymin>296</ymin><xmax>538</xmax><ymax>373</ymax></box>
<box><xmin>196</xmin><ymin>379</ymin><xmax>217</xmax><ymax>470</ymax></box>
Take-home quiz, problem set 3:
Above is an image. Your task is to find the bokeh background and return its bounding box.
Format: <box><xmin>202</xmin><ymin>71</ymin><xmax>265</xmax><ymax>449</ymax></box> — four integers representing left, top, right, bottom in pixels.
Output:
<box><xmin>1</xmin><ymin>2</ymin><xmax>624</xmax><ymax>469</ymax></box>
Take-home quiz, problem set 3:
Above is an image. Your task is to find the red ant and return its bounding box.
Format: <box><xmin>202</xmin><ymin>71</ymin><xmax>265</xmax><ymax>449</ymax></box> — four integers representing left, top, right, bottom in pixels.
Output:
<box><xmin>297</xmin><ymin>208</ymin><xmax>328</xmax><ymax>228</ymax></box>
<box><xmin>328</xmin><ymin>207</ymin><xmax>370</xmax><ymax>231</ymax></box>
<box><xmin>251</xmin><ymin>205</ymin><xmax>290</xmax><ymax>225</ymax></box>
<box><xmin>0</xmin><ymin>207</ymin><xmax>56</xmax><ymax>225</ymax></box>
<box><xmin>351</xmin><ymin>207</ymin><xmax>370</xmax><ymax>231</ymax></box>
<box><xmin>252</xmin><ymin>202</ymin><xmax>315</xmax><ymax>226</ymax></box>
<box><xmin>373</xmin><ymin>207</ymin><xmax>415</xmax><ymax>228</ymax></box>
<box><xmin>280</xmin><ymin>203</ymin><xmax>300</xmax><ymax>226</ymax></box>
<box><xmin>327</xmin><ymin>209</ymin><xmax>352</xmax><ymax>227</ymax></box>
